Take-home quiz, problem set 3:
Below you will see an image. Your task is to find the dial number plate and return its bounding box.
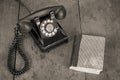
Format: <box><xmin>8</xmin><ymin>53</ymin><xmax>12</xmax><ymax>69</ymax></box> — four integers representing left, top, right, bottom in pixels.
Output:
<box><xmin>40</xmin><ymin>19</ymin><xmax>58</xmax><ymax>37</ymax></box>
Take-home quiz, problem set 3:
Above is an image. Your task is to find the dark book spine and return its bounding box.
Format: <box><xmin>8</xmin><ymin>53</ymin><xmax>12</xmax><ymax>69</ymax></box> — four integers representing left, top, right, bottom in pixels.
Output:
<box><xmin>69</xmin><ymin>33</ymin><xmax>82</xmax><ymax>67</ymax></box>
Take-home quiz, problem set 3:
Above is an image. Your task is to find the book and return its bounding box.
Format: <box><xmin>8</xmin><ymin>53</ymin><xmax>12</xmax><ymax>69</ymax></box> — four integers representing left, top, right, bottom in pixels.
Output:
<box><xmin>70</xmin><ymin>34</ymin><xmax>105</xmax><ymax>74</ymax></box>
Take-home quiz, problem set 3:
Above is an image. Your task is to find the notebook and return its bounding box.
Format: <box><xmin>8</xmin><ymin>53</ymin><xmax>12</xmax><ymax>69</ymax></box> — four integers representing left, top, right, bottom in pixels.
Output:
<box><xmin>70</xmin><ymin>34</ymin><xmax>105</xmax><ymax>74</ymax></box>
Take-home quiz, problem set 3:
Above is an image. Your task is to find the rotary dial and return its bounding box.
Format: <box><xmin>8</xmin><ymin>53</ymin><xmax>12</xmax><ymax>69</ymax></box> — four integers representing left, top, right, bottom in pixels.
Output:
<box><xmin>40</xmin><ymin>19</ymin><xmax>58</xmax><ymax>37</ymax></box>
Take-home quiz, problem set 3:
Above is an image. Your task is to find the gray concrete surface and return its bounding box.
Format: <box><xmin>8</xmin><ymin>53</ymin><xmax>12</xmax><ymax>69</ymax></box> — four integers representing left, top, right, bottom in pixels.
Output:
<box><xmin>0</xmin><ymin>0</ymin><xmax>120</xmax><ymax>80</ymax></box>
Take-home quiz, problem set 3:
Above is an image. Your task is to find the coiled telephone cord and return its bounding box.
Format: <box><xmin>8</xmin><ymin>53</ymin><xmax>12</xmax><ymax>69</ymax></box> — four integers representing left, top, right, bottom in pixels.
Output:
<box><xmin>7</xmin><ymin>26</ymin><xmax>30</xmax><ymax>75</ymax></box>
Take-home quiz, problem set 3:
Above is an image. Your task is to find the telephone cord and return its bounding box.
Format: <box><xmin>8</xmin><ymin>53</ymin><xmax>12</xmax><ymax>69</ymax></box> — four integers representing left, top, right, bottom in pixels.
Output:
<box><xmin>7</xmin><ymin>0</ymin><xmax>30</xmax><ymax>75</ymax></box>
<box><xmin>7</xmin><ymin>27</ymin><xmax>30</xmax><ymax>75</ymax></box>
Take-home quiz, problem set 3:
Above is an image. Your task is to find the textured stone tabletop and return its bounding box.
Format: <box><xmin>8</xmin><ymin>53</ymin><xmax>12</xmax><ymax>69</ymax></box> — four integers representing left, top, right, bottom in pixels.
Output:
<box><xmin>0</xmin><ymin>0</ymin><xmax>120</xmax><ymax>80</ymax></box>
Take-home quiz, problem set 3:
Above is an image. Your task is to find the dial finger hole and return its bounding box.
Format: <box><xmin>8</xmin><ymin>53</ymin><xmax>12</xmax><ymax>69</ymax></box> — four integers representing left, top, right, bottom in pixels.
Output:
<box><xmin>48</xmin><ymin>33</ymin><xmax>52</xmax><ymax>37</ymax></box>
<box><xmin>45</xmin><ymin>33</ymin><xmax>49</xmax><ymax>36</ymax></box>
<box><xmin>36</xmin><ymin>21</ymin><xmax>40</xmax><ymax>25</ymax></box>
<box><xmin>50</xmin><ymin>20</ymin><xmax>53</xmax><ymax>23</ymax></box>
<box><xmin>41</xmin><ymin>23</ymin><xmax>45</xmax><ymax>27</ymax></box>
<box><xmin>52</xmin><ymin>32</ymin><xmax>55</xmax><ymax>35</ymax></box>
<box><xmin>54</xmin><ymin>29</ymin><xmax>57</xmax><ymax>33</ymax></box>
<box><xmin>43</xmin><ymin>21</ymin><xmax>47</xmax><ymax>24</ymax></box>
<box><xmin>42</xmin><ymin>30</ymin><xmax>46</xmax><ymax>34</ymax></box>
<box><xmin>41</xmin><ymin>27</ymin><xmax>44</xmax><ymax>30</ymax></box>
<box><xmin>47</xmin><ymin>19</ymin><xmax>51</xmax><ymax>23</ymax></box>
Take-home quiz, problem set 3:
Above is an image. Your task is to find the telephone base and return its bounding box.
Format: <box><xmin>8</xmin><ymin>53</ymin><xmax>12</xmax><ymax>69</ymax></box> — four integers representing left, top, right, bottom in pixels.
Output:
<box><xmin>30</xmin><ymin>31</ymin><xmax>68</xmax><ymax>51</ymax></box>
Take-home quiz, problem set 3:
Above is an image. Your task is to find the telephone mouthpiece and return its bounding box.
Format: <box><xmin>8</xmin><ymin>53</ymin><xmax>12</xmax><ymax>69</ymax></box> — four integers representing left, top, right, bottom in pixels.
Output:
<box><xmin>20</xmin><ymin>21</ymin><xmax>32</xmax><ymax>33</ymax></box>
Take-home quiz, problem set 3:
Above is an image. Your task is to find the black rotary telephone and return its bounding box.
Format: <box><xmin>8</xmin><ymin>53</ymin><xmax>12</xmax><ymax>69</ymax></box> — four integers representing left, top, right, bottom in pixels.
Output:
<box><xmin>20</xmin><ymin>5</ymin><xmax>68</xmax><ymax>51</ymax></box>
<box><xmin>8</xmin><ymin>0</ymin><xmax>68</xmax><ymax>76</ymax></box>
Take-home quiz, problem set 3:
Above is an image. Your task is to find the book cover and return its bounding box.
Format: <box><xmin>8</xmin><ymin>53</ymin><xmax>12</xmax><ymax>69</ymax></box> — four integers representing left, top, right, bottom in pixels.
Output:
<box><xmin>70</xmin><ymin>34</ymin><xmax>105</xmax><ymax>74</ymax></box>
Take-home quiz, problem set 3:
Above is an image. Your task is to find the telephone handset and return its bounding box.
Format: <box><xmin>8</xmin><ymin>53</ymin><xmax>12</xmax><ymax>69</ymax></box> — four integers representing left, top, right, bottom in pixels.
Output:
<box><xmin>20</xmin><ymin>5</ymin><xmax>68</xmax><ymax>51</ymax></box>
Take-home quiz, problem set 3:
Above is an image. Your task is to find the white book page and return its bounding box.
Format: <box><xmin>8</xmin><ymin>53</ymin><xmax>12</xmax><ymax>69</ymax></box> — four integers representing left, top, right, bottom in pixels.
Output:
<box><xmin>77</xmin><ymin>35</ymin><xmax>105</xmax><ymax>72</ymax></box>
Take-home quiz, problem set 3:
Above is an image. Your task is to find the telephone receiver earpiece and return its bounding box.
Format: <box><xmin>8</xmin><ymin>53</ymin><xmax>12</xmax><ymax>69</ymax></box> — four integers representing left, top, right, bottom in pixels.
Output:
<box><xmin>20</xmin><ymin>5</ymin><xmax>66</xmax><ymax>21</ymax></box>
<box><xmin>54</xmin><ymin>6</ymin><xmax>66</xmax><ymax>20</ymax></box>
